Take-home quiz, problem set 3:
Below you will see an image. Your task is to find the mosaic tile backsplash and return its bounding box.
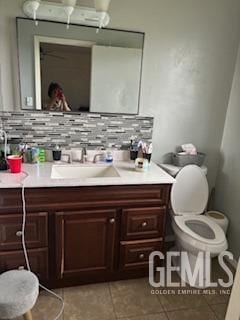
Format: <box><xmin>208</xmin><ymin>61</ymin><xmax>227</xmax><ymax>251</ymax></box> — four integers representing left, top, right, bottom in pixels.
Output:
<box><xmin>0</xmin><ymin>111</ymin><xmax>153</xmax><ymax>149</ymax></box>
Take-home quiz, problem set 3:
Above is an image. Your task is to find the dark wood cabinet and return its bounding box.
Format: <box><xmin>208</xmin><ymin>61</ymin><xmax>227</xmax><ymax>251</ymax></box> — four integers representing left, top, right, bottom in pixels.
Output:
<box><xmin>121</xmin><ymin>206</ymin><xmax>166</xmax><ymax>240</ymax></box>
<box><xmin>0</xmin><ymin>212</ymin><xmax>48</xmax><ymax>251</ymax></box>
<box><xmin>55</xmin><ymin>209</ymin><xmax>117</xmax><ymax>279</ymax></box>
<box><xmin>0</xmin><ymin>248</ymin><xmax>48</xmax><ymax>280</ymax></box>
<box><xmin>0</xmin><ymin>184</ymin><xmax>171</xmax><ymax>288</ymax></box>
<box><xmin>119</xmin><ymin>239</ymin><xmax>162</xmax><ymax>271</ymax></box>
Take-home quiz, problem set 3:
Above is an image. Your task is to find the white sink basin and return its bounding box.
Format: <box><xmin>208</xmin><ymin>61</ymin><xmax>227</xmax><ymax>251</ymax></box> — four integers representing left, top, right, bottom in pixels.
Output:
<box><xmin>51</xmin><ymin>165</ymin><xmax>120</xmax><ymax>179</ymax></box>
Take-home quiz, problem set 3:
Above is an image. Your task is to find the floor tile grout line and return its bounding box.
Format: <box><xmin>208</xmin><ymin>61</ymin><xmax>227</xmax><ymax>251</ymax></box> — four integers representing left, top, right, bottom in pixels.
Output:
<box><xmin>207</xmin><ymin>302</ymin><xmax>227</xmax><ymax>320</ymax></box>
<box><xmin>115</xmin><ymin>311</ymin><xmax>171</xmax><ymax>319</ymax></box>
<box><xmin>162</xmin><ymin>306</ymin><xmax>208</xmax><ymax>313</ymax></box>
<box><xmin>165</xmin><ymin>311</ymin><xmax>171</xmax><ymax>320</ymax></box>
<box><xmin>144</xmin><ymin>276</ymin><xmax>167</xmax><ymax>312</ymax></box>
<box><xmin>165</xmin><ymin>306</ymin><xmax>219</xmax><ymax>319</ymax></box>
<box><xmin>202</xmin><ymin>287</ymin><xmax>230</xmax><ymax>309</ymax></box>
<box><xmin>108</xmin><ymin>282</ymin><xmax>118</xmax><ymax>320</ymax></box>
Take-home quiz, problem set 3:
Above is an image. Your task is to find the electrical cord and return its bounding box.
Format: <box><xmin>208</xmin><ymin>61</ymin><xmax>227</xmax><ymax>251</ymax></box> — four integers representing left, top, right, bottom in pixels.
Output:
<box><xmin>20</xmin><ymin>171</ymin><xmax>64</xmax><ymax>320</ymax></box>
<box><xmin>1</xmin><ymin>125</ymin><xmax>64</xmax><ymax>319</ymax></box>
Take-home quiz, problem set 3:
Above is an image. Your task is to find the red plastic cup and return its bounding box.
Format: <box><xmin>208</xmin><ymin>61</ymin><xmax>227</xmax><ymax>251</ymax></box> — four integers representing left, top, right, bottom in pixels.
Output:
<box><xmin>7</xmin><ymin>155</ymin><xmax>22</xmax><ymax>174</ymax></box>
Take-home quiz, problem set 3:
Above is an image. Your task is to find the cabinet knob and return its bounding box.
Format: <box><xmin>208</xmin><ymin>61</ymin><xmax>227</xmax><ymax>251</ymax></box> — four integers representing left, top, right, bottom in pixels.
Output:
<box><xmin>109</xmin><ymin>218</ymin><xmax>115</xmax><ymax>224</ymax></box>
<box><xmin>16</xmin><ymin>231</ymin><xmax>22</xmax><ymax>237</ymax></box>
<box><xmin>142</xmin><ymin>221</ymin><xmax>148</xmax><ymax>227</ymax></box>
<box><xmin>139</xmin><ymin>253</ymin><xmax>145</xmax><ymax>260</ymax></box>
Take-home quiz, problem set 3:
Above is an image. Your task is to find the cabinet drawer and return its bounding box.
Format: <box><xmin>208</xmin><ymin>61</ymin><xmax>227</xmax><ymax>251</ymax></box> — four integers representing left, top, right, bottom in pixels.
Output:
<box><xmin>120</xmin><ymin>239</ymin><xmax>162</xmax><ymax>270</ymax></box>
<box><xmin>0</xmin><ymin>248</ymin><xmax>48</xmax><ymax>280</ymax></box>
<box><xmin>0</xmin><ymin>212</ymin><xmax>48</xmax><ymax>251</ymax></box>
<box><xmin>121</xmin><ymin>207</ymin><xmax>166</xmax><ymax>240</ymax></box>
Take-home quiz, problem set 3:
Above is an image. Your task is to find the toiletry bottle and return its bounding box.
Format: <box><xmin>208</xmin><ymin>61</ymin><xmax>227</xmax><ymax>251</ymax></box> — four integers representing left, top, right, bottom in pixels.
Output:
<box><xmin>105</xmin><ymin>151</ymin><xmax>113</xmax><ymax>163</ymax></box>
<box><xmin>135</xmin><ymin>141</ymin><xmax>149</xmax><ymax>172</ymax></box>
<box><xmin>38</xmin><ymin>148</ymin><xmax>46</xmax><ymax>163</ymax></box>
<box><xmin>31</xmin><ymin>147</ymin><xmax>39</xmax><ymax>163</ymax></box>
<box><xmin>130</xmin><ymin>140</ymin><xmax>138</xmax><ymax>161</ymax></box>
<box><xmin>52</xmin><ymin>145</ymin><xmax>62</xmax><ymax>161</ymax></box>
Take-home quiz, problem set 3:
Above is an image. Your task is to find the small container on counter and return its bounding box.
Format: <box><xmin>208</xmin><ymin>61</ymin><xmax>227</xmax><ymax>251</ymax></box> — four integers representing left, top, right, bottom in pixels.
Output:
<box><xmin>0</xmin><ymin>151</ymin><xmax>8</xmax><ymax>171</ymax></box>
<box><xmin>52</xmin><ymin>145</ymin><xmax>62</xmax><ymax>162</ymax></box>
<box><xmin>38</xmin><ymin>148</ymin><xmax>46</xmax><ymax>163</ymax></box>
<box><xmin>31</xmin><ymin>147</ymin><xmax>39</xmax><ymax>163</ymax></box>
<box><xmin>130</xmin><ymin>150</ymin><xmax>138</xmax><ymax>161</ymax></box>
<box><xmin>143</xmin><ymin>153</ymin><xmax>152</xmax><ymax>163</ymax></box>
<box><xmin>130</xmin><ymin>140</ymin><xmax>138</xmax><ymax>161</ymax></box>
<box><xmin>45</xmin><ymin>149</ymin><xmax>53</xmax><ymax>162</ymax></box>
<box><xmin>23</xmin><ymin>148</ymin><xmax>32</xmax><ymax>163</ymax></box>
<box><xmin>135</xmin><ymin>157</ymin><xmax>149</xmax><ymax>172</ymax></box>
<box><xmin>105</xmin><ymin>151</ymin><xmax>113</xmax><ymax>163</ymax></box>
<box><xmin>7</xmin><ymin>155</ymin><xmax>22</xmax><ymax>173</ymax></box>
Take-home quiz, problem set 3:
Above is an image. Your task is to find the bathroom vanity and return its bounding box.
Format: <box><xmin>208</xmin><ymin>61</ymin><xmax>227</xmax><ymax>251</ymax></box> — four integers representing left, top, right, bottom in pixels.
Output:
<box><xmin>0</xmin><ymin>162</ymin><xmax>174</xmax><ymax>288</ymax></box>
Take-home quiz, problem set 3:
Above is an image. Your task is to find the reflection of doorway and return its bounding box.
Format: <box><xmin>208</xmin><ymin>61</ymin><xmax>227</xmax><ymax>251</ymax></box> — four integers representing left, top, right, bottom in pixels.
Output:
<box><xmin>34</xmin><ymin>36</ymin><xmax>95</xmax><ymax>111</ymax></box>
<box><xmin>40</xmin><ymin>43</ymin><xmax>91</xmax><ymax>112</ymax></box>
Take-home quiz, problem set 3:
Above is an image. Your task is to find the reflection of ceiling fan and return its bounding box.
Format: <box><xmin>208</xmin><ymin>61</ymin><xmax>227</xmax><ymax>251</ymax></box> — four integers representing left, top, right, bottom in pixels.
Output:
<box><xmin>40</xmin><ymin>46</ymin><xmax>66</xmax><ymax>61</ymax></box>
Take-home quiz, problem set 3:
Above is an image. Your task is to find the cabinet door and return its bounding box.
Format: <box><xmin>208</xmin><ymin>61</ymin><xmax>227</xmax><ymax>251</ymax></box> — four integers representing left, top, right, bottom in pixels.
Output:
<box><xmin>55</xmin><ymin>209</ymin><xmax>117</xmax><ymax>279</ymax></box>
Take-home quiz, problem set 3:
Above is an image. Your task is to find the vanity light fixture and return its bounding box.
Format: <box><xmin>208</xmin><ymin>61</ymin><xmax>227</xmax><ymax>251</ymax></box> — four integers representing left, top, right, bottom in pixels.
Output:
<box><xmin>22</xmin><ymin>0</ymin><xmax>111</xmax><ymax>28</ymax></box>
<box><xmin>61</xmin><ymin>0</ymin><xmax>77</xmax><ymax>29</ymax></box>
<box><xmin>26</xmin><ymin>0</ymin><xmax>41</xmax><ymax>25</ymax></box>
<box><xmin>94</xmin><ymin>0</ymin><xmax>112</xmax><ymax>29</ymax></box>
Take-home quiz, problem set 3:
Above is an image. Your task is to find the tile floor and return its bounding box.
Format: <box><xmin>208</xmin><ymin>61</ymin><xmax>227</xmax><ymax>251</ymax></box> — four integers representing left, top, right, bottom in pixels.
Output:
<box><xmin>14</xmin><ymin>259</ymin><xmax>232</xmax><ymax>320</ymax></box>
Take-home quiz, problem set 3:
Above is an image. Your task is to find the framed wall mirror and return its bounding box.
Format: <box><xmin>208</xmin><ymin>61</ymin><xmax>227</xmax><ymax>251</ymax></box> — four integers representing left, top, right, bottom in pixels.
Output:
<box><xmin>17</xmin><ymin>18</ymin><xmax>144</xmax><ymax>115</ymax></box>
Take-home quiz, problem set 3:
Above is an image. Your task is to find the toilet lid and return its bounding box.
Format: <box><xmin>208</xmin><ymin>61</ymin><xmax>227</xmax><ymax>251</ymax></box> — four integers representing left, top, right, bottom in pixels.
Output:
<box><xmin>171</xmin><ymin>165</ymin><xmax>209</xmax><ymax>215</ymax></box>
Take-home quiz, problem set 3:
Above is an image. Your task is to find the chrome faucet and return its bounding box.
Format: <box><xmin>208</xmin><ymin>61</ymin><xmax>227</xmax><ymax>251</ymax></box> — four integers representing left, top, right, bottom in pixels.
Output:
<box><xmin>61</xmin><ymin>153</ymin><xmax>72</xmax><ymax>164</ymax></box>
<box><xmin>81</xmin><ymin>147</ymin><xmax>87</xmax><ymax>163</ymax></box>
<box><xmin>93</xmin><ymin>153</ymin><xmax>105</xmax><ymax>163</ymax></box>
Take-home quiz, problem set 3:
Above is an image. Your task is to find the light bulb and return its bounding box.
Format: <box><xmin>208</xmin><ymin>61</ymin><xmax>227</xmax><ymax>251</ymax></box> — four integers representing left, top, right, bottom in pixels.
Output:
<box><xmin>94</xmin><ymin>0</ymin><xmax>111</xmax><ymax>12</ymax></box>
<box><xmin>64</xmin><ymin>6</ymin><xmax>74</xmax><ymax>17</ymax></box>
<box><xmin>30</xmin><ymin>0</ymin><xmax>40</xmax><ymax>12</ymax></box>
<box><xmin>62</xmin><ymin>1</ymin><xmax>76</xmax><ymax>29</ymax></box>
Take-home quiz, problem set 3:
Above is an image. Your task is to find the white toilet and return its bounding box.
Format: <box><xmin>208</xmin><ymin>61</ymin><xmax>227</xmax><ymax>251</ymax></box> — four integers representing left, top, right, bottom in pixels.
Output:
<box><xmin>170</xmin><ymin>165</ymin><xmax>228</xmax><ymax>287</ymax></box>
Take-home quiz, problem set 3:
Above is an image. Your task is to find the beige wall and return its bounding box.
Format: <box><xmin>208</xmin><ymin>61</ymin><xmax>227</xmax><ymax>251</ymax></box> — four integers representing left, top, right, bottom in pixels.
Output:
<box><xmin>0</xmin><ymin>0</ymin><xmax>22</xmax><ymax>111</ymax></box>
<box><xmin>109</xmin><ymin>0</ymin><xmax>240</xmax><ymax>188</ymax></box>
<box><xmin>1</xmin><ymin>0</ymin><xmax>240</xmax><ymax>187</ymax></box>
<box><xmin>215</xmin><ymin>46</ymin><xmax>240</xmax><ymax>260</ymax></box>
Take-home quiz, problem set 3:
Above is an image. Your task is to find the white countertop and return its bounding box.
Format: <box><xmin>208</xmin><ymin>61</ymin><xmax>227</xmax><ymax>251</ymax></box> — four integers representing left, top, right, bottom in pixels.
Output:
<box><xmin>0</xmin><ymin>161</ymin><xmax>175</xmax><ymax>189</ymax></box>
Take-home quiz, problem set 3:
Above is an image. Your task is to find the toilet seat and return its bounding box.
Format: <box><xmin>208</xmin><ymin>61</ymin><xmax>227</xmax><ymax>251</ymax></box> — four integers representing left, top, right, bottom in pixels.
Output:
<box><xmin>174</xmin><ymin>215</ymin><xmax>226</xmax><ymax>245</ymax></box>
<box><xmin>171</xmin><ymin>165</ymin><xmax>209</xmax><ymax>215</ymax></box>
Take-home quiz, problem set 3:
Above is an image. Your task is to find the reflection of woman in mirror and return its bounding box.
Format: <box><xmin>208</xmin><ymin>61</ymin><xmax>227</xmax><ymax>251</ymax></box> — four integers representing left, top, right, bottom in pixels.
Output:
<box><xmin>45</xmin><ymin>82</ymin><xmax>71</xmax><ymax>112</ymax></box>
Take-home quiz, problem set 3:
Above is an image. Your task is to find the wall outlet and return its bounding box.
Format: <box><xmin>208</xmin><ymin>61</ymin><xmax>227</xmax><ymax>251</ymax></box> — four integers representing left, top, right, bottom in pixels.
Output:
<box><xmin>25</xmin><ymin>96</ymin><xmax>33</xmax><ymax>107</ymax></box>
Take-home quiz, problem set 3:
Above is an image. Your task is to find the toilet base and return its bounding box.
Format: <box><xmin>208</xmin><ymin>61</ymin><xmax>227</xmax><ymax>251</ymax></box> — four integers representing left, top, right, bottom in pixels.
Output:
<box><xmin>171</xmin><ymin>245</ymin><xmax>213</xmax><ymax>289</ymax></box>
